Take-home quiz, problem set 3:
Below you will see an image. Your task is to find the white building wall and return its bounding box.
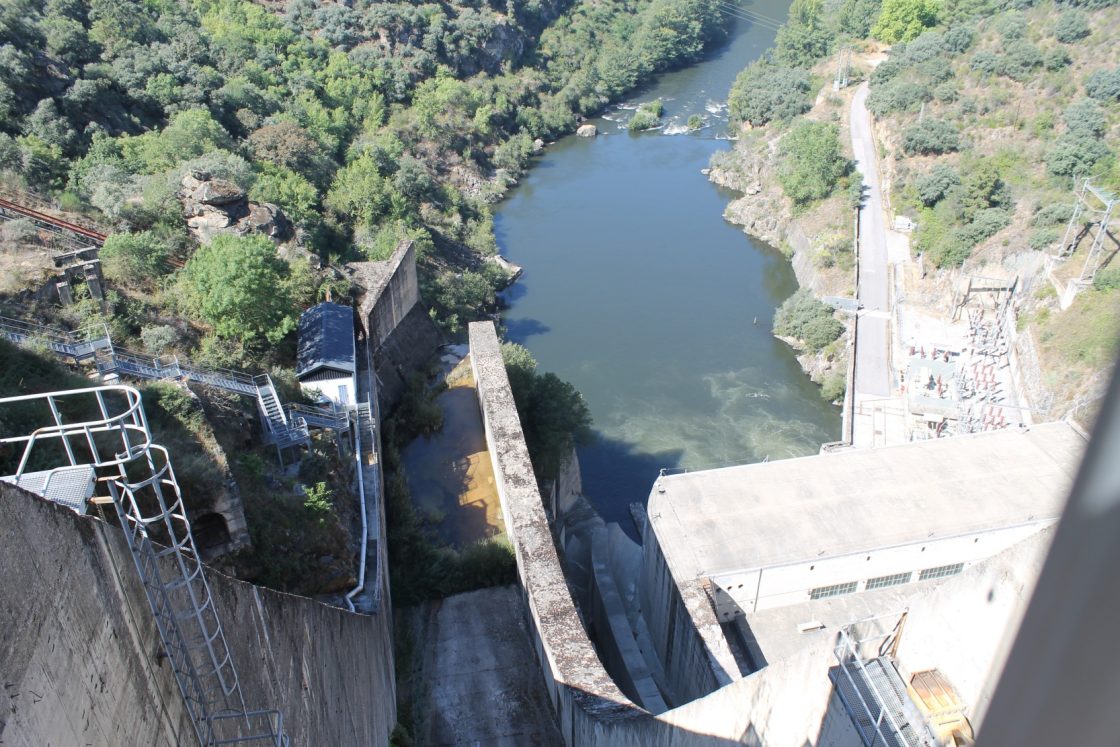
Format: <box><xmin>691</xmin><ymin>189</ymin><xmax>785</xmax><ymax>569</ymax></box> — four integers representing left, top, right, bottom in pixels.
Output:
<box><xmin>301</xmin><ymin>374</ymin><xmax>357</xmax><ymax>406</ymax></box>
<box><xmin>709</xmin><ymin>520</ymin><xmax>1054</xmax><ymax>618</ymax></box>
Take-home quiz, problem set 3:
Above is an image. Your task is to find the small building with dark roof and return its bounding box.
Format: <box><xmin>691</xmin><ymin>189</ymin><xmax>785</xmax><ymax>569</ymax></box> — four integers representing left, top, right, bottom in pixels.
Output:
<box><xmin>297</xmin><ymin>302</ymin><xmax>357</xmax><ymax>406</ymax></box>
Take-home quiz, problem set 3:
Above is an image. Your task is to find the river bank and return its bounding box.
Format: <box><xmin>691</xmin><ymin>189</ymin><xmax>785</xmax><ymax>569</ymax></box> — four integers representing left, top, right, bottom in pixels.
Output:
<box><xmin>495</xmin><ymin>3</ymin><xmax>840</xmax><ymax>529</ymax></box>
<box><xmin>708</xmin><ymin>75</ymin><xmax>864</xmax><ymax>400</ymax></box>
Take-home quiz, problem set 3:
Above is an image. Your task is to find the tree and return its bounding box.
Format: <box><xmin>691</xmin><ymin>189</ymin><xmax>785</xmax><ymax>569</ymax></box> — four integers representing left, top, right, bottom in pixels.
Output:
<box><xmin>1054</xmin><ymin>10</ymin><xmax>1090</xmax><ymax>42</ymax></box>
<box><xmin>777</xmin><ymin>121</ymin><xmax>849</xmax><ymax>206</ymax></box>
<box><xmin>773</xmin><ymin>289</ymin><xmax>842</xmax><ymax>351</ymax></box>
<box><xmin>1085</xmin><ymin>68</ymin><xmax>1120</xmax><ymax>102</ymax></box>
<box><xmin>914</xmin><ymin>163</ymin><xmax>959</xmax><ymax>206</ymax></box>
<box><xmin>100</xmin><ymin>231</ymin><xmax>170</xmax><ymax>285</ymax></box>
<box><xmin>872</xmin><ymin>0</ymin><xmax>938</xmax><ymax>43</ymax></box>
<box><xmin>727</xmin><ymin>61</ymin><xmax>812</xmax><ymax>126</ymax></box>
<box><xmin>773</xmin><ymin>0</ymin><xmax>832</xmax><ymax>67</ymax></box>
<box><xmin>177</xmin><ymin>234</ymin><xmax>296</xmax><ymax>345</ymax></box>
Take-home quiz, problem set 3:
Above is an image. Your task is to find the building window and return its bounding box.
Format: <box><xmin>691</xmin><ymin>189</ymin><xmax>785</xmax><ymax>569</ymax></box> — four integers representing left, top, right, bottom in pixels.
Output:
<box><xmin>918</xmin><ymin>563</ymin><xmax>964</xmax><ymax>581</ymax></box>
<box><xmin>866</xmin><ymin>572</ymin><xmax>912</xmax><ymax>590</ymax></box>
<box><xmin>809</xmin><ymin>581</ymin><xmax>858</xmax><ymax>600</ymax></box>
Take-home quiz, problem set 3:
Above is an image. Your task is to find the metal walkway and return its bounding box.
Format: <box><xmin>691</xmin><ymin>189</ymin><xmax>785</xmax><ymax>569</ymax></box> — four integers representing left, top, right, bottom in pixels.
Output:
<box><xmin>0</xmin><ymin>386</ymin><xmax>289</xmax><ymax>746</ymax></box>
<box><xmin>0</xmin><ymin>316</ymin><xmax>351</xmax><ymax>458</ymax></box>
<box><xmin>830</xmin><ymin>624</ymin><xmax>934</xmax><ymax>747</ymax></box>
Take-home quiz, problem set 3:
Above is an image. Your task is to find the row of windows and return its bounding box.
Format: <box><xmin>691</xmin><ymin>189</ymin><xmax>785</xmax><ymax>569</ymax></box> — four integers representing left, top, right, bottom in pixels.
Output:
<box><xmin>808</xmin><ymin>563</ymin><xmax>965</xmax><ymax>601</ymax></box>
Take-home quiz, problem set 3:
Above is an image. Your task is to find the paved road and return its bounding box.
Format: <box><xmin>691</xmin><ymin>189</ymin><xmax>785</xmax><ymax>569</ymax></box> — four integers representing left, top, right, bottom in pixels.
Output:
<box><xmin>851</xmin><ymin>82</ymin><xmax>892</xmax><ymax>401</ymax></box>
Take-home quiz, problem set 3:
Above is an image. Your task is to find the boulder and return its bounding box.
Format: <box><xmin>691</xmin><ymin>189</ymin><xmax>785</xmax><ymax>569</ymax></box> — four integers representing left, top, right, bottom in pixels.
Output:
<box><xmin>179</xmin><ymin>171</ymin><xmax>292</xmax><ymax>244</ymax></box>
<box><xmin>576</xmin><ymin>124</ymin><xmax>597</xmax><ymax>138</ymax></box>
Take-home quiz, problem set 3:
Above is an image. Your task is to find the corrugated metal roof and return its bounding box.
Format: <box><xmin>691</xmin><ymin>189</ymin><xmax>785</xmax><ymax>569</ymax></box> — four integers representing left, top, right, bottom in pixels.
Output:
<box><xmin>297</xmin><ymin>302</ymin><xmax>356</xmax><ymax>379</ymax></box>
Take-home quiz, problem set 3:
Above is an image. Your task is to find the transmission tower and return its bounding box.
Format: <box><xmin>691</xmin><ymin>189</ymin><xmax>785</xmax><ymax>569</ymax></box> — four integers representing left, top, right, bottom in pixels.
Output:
<box><xmin>833</xmin><ymin>47</ymin><xmax>851</xmax><ymax>91</ymax></box>
<box><xmin>1056</xmin><ymin>178</ymin><xmax>1117</xmax><ymax>287</ymax></box>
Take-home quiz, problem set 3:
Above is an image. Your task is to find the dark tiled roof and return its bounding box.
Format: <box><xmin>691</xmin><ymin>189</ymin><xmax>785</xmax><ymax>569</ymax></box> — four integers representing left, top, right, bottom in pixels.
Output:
<box><xmin>297</xmin><ymin>302</ymin><xmax>356</xmax><ymax>378</ymax></box>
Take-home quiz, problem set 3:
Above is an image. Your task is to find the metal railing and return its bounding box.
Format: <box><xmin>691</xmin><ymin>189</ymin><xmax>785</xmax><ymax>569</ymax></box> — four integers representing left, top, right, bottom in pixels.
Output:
<box><xmin>831</xmin><ymin>614</ymin><xmax>931</xmax><ymax>747</ymax></box>
<box><xmin>0</xmin><ymin>386</ymin><xmax>288</xmax><ymax>746</ymax></box>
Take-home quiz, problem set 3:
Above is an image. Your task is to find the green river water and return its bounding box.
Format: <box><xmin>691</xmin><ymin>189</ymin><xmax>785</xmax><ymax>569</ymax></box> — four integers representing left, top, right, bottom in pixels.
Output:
<box><xmin>494</xmin><ymin>2</ymin><xmax>841</xmax><ymax>529</ymax></box>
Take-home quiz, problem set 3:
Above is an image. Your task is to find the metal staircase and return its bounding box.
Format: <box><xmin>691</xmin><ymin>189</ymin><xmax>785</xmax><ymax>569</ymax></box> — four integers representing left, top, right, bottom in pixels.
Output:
<box><xmin>0</xmin><ymin>316</ymin><xmax>369</xmax><ymax>458</ymax></box>
<box><xmin>0</xmin><ymin>316</ymin><xmax>110</xmax><ymax>361</ymax></box>
<box><xmin>0</xmin><ymin>386</ymin><xmax>288</xmax><ymax>746</ymax></box>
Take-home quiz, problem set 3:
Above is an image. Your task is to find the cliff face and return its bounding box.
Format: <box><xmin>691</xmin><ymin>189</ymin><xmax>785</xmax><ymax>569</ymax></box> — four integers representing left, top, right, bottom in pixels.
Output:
<box><xmin>708</xmin><ymin>134</ymin><xmax>792</xmax><ymax>250</ymax></box>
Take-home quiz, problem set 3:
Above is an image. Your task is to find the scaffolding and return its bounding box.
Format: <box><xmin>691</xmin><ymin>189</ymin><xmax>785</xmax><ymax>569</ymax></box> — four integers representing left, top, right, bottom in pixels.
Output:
<box><xmin>0</xmin><ymin>385</ymin><xmax>288</xmax><ymax>746</ymax></box>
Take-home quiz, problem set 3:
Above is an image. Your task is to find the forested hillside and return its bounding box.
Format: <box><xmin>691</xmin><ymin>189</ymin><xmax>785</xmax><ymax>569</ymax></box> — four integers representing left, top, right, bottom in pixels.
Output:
<box><xmin>0</xmin><ymin>0</ymin><xmax>726</xmax><ymax>362</ymax></box>
<box><xmin>0</xmin><ymin>0</ymin><xmax>729</xmax><ymax>597</ymax></box>
<box><xmin>714</xmin><ymin>0</ymin><xmax>1119</xmax><ymax>418</ymax></box>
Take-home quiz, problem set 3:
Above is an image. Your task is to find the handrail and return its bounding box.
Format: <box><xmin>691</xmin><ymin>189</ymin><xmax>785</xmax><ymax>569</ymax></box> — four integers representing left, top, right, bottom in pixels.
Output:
<box><xmin>345</xmin><ymin>401</ymin><xmax>373</xmax><ymax>613</ymax></box>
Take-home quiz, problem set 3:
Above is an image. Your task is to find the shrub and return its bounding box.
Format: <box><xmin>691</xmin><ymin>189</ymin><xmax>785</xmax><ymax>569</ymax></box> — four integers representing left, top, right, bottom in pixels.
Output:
<box><xmin>900</xmin><ymin>31</ymin><xmax>945</xmax><ymax>62</ymax></box>
<box><xmin>915</xmin><ymin>163</ymin><xmax>960</xmax><ymax>205</ymax></box>
<box><xmin>867</xmin><ymin>80</ymin><xmax>931</xmax><ymax>116</ymax></box>
<box><xmin>773</xmin><ymin>289</ymin><xmax>843</xmax><ymax>351</ymax></box>
<box><xmin>1034</xmin><ymin>203</ymin><xmax>1074</xmax><ymax>225</ymax></box>
<box><xmin>1054</xmin><ymin>11</ymin><xmax>1090</xmax><ymax>42</ymax></box>
<box><xmin>777</xmin><ymin>121</ymin><xmax>850</xmax><ymax>205</ymax></box>
<box><xmin>902</xmin><ymin>119</ymin><xmax>960</xmax><ymax>155</ymax></box>
<box><xmin>957</xmin><ymin>207</ymin><xmax>1011</xmax><ymax>246</ymax></box>
<box><xmin>997</xmin><ymin>12</ymin><xmax>1027</xmax><ymax>41</ymax></box>
<box><xmin>727</xmin><ymin>61</ymin><xmax>812</xmax><ymax>126</ymax></box>
<box><xmin>934</xmin><ymin>81</ymin><xmax>959</xmax><ymax>102</ymax></box>
<box><xmin>1029</xmin><ymin>226</ymin><xmax>1059</xmax><ymax>251</ymax></box>
<box><xmin>1001</xmin><ymin>41</ymin><xmax>1044</xmax><ymax>81</ymax></box>
<box><xmin>99</xmin><ymin>231</ymin><xmax>170</xmax><ymax>286</ymax></box>
<box><xmin>1064</xmin><ymin>98</ymin><xmax>1107</xmax><ymax>138</ymax></box>
<box><xmin>820</xmin><ymin>373</ymin><xmax>846</xmax><ymax>402</ymax></box>
<box><xmin>971</xmin><ymin>50</ymin><xmax>1002</xmax><ymax>76</ymax></box>
<box><xmin>1046</xmin><ymin>136</ymin><xmax>1110</xmax><ymax>176</ymax></box>
<box><xmin>1093</xmin><ymin>265</ymin><xmax>1120</xmax><ymax>291</ymax></box>
<box><xmin>1085</xmin><ymin>68</ymin><xmax>1120</xmax><ymax>102</ymax></box>
<box><xmin>943</xmin><ymin>25</ymin><xmax>975</xmax><ymax>53</ymax></box>
<box><xmin>627</xmin><ymin>109</ymin><xmax>660</xmax><ymax>132</ymax></box>
<box><xmin>1044</xmin><ymin>48</ymin><xmax>1072</xmax><ymax>71</ymax></box>
<box><xmin>140</xmin><ymin>324</ymin><xmax>178</xmax><ymax>354</ymax></box>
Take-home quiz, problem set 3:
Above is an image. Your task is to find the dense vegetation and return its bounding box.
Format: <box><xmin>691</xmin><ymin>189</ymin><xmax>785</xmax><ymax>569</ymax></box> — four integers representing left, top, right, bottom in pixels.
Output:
<box><xmin>773</xmin><ymin>289</ymin><xmax>844</xmax><ymax>351</ymax></box>
<box><xmin>0</xmin><ymin>0</ymin><xmax>733</xmax><ymax>602</ymax></box>
<box><xmin>725</xmin><ymin>0</ymin><xmax>1120</xmax><ymax>272</ymax></box>
<box><xmin>0</xmin><ymin>0</ymin><xmax>729</xmax><ymax>359</ymax></box>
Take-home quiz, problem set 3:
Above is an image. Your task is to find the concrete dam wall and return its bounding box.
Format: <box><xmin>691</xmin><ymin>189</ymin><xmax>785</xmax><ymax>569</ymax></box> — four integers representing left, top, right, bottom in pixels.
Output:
<box><xmin>0</xmin><ymin>481</ymin><xmax>396</xmax><ymax>746</ymax></box>
<box><xmin>469</xmin><ymin>320</ymin><xmax>854</xmax><ymax>746</ymax></box>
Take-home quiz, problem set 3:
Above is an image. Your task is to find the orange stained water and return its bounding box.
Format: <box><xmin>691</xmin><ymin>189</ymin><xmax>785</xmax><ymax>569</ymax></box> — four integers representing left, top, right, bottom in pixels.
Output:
<box><xmin>400</xmin><ymin>359</ymin><xmax>505</xmax><ymax>548</ymax></box>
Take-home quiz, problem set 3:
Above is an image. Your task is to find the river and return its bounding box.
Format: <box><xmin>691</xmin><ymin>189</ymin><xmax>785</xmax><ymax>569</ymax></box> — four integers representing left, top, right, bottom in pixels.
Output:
<box><xmin>495</xmin><ymin>2</ymin><xmax>841</xmax><ymax>530</ymax></box>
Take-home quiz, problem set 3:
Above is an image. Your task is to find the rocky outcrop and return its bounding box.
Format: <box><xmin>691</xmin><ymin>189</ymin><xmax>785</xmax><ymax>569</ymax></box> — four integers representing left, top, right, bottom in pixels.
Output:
<box><xmin>179</xmin><ymin>171</ymin><xmax>292</xmax><ymax>244</ymax></box>
<box><xmin>577</xmin><ymin>124</ymin><xmax>598</xmax><ymax>138</ymax></box>
<box><xmin>708</xmin><ymin>135</ymin><xmax>791</xmax><ymax>247</ymax></box>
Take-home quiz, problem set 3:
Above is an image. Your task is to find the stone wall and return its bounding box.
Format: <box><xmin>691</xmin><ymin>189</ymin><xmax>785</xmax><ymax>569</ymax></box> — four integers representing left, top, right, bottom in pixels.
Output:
<box><xmin>362</xmin><ymin>240</ymin><xmax>421</xmax><ymax>351</ymax></box>
<box><xmin>468</xmin><ymin>320</ymin><xmax>858</xmax><ymax>746</ymax></box>
<box><xmin>0</xmin><ymin>482</ymin><xmax>396</xmax><ymax>746</ymax></box>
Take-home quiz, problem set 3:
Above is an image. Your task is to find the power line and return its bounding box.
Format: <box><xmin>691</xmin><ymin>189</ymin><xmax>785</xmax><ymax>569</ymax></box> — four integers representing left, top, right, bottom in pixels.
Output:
<box><xmin>712</xmin><ymin>3</ymin><xmax>784</xmax><ymax>29</ymax></box>
<box><xmin>712</xmin><ymin>3</ymin><xmax>784</xmax><ymax>31</ymax></box>
<box><xmin>719</xmin><ymin>1</ymin><xmax>787</xmax><ymax>26</ymax></box>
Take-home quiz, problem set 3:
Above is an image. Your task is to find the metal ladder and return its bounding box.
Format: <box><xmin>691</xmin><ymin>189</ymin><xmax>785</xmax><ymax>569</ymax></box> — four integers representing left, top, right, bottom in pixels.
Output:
<box><xmin>0</xmin><ymin>386</ymin><xmax>289</xmax><ymax>746</ymax></box>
